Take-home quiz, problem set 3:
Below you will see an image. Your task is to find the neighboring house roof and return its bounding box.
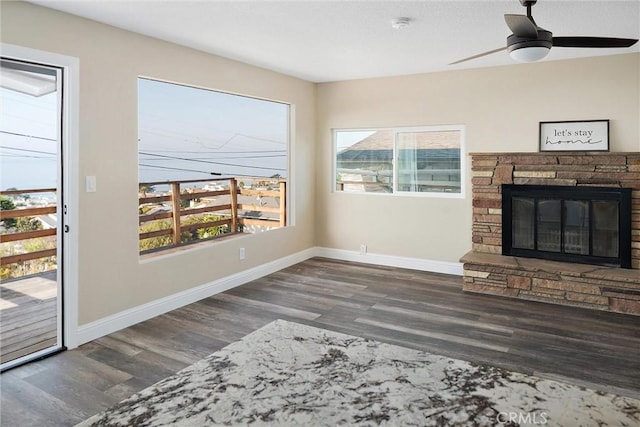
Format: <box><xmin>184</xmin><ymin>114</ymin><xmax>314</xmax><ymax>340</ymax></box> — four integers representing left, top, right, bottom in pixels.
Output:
<box><xmin>36</xmin><ymin>214</ymin><xmax>57</xmax><ymax>229</ymax></box>
<box><xmin>143</xmin><ymin>206</ymin><xmax>172</xmax><ymax>216</ymax></box>
<box><xmin>337</xmin><ymin>130</ymin><xmax>460</xmax><ymax>163</ymax></box>
<box><xmin>340</xmin><ymin>130</ymin><xmax>460</xmax><ymax>152</ymax></box>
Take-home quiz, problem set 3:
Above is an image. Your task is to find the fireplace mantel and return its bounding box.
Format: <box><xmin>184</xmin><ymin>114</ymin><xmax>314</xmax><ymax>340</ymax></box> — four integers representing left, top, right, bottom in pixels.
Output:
<box><xmin>462</xmin><ymin>151</ymin><xmax>640</xmax><ymax>315</ymax></box>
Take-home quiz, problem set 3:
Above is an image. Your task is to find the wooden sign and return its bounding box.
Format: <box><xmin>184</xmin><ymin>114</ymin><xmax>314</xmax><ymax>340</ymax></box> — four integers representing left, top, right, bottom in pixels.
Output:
<box><xmin>539</xmin><ymin>120</ymin><xmax>609</xmax><ymax>152</ymax></box>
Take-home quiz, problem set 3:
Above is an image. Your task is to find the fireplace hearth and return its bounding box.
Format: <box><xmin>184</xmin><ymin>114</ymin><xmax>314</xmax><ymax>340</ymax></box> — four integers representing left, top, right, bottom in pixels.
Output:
<box><xmin>462</xmin><ymin>152</ymin><xmax>640</xmax><ymax>315</ymax></box>
<box><xmin>502</xmin><ymin>184</ymin><xmax>632</xmax><ymax>268</ymax></box>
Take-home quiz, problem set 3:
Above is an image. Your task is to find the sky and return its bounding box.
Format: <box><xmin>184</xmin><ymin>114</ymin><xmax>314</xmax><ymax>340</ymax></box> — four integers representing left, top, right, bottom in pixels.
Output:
<box><xmin>0</xmin><ymin>86</ymin><xmax>58</xmax><ymax>191</ymax></box>
<box><xmin>0</xmin><ymin>73</ymin><xmax>289</xmax><ymax>191</ymax></box>
<box><xmin>335</xmin><ymin>130</ymin><xmax>375</xmax><ymax>152</ymax></box>
<box><xmin>138</xmin><ymin>78</ymin><xmax>288</xmax><ymax>184</ymax></box>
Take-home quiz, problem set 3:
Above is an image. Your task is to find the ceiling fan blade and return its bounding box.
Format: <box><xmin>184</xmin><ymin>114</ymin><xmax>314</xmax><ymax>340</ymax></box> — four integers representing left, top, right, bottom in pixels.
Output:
<box><xmin>553</xmin><ymin>36</ymin><xmax>639</xmax><ymax>48</ymax></box>
<box><xmin>449</xmin><ymin>47</ymin><xmax>507</xmax><ymax>65</ymax></box>
<box><xmin>504</xmin><ymin>14</ymin><xmax>538</xmax><ymax>38</ymax></box>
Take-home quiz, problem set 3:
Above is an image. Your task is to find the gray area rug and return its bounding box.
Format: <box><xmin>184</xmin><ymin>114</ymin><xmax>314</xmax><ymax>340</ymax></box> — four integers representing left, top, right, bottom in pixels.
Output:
<box><xmin>77</xmin><ymin>319</ymin><xmax>639</xmax><ymax>426</ymax></box>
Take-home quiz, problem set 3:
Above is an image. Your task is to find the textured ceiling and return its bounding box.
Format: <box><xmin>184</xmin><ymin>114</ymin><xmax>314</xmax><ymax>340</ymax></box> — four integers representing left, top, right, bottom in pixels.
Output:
<box><xmin>29</xmin><ymin>0</ymin><xmax>640</xmax><ymax>82</ymax></box>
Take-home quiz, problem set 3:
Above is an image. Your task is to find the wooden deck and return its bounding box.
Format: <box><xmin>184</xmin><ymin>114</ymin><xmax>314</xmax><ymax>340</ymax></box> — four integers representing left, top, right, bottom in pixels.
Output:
<box><xmin>0</xmin><ymin>270</ymin><xmax>57</xmax><ymax>365</ymax></box>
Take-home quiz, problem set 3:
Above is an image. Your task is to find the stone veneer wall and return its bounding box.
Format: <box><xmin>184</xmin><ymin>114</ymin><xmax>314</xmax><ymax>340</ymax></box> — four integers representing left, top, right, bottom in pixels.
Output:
<box><xmin>462</xmin><ymin>152</ymin><xmax>640</xmax><ymax>315</ymax></box>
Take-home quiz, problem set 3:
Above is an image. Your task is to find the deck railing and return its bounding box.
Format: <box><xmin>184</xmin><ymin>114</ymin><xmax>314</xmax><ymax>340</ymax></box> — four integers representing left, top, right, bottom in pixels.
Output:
<box><xmin>0</xmin><ymin>177</ymin><xmax>286</xmax><ymax>276</ymax></box>
<box><xmin>336</xmin><ymin>167</ymin><xmax>461</xmax><ymax>193</ymax></box>
<box><xmin>0</xmin><ymin>188</ymin><xmax>57</xmax><ymax>278</ymax></box>
<box><xmin>138</xmin><ymin>177</ymin><xmax>286</xmax><ymax>253</ymax></box>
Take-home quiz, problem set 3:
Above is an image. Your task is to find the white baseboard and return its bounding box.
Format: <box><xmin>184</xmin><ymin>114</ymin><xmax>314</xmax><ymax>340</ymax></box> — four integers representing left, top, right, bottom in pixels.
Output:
<box><xmin>74</xmin><ymin>248</ymin><xmax>316</xmax><ymax>347</ymax></box>
<box><xmin>74</xmin><ymin>246</ymin><xmax>461</xmax><ymax>347</ymax></box>
<box><xmin>314</xmin><ymin>247</ymin><xmax>464</xmax><ymax>276</ymax></box>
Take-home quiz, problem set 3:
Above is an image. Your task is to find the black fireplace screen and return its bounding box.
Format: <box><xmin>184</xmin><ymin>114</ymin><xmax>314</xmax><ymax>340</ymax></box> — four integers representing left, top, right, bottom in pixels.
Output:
<box><xmin>502</xmin><ymin>185</ymin><xmax>632</xmax><ymax>268</ymax></box>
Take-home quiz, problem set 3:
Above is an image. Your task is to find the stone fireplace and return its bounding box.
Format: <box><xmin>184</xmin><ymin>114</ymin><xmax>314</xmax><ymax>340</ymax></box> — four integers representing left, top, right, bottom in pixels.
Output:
<box><xmin>461</xmin><ymin>152</ymin><xmax>640</xmax><ymax>315</ymax></box>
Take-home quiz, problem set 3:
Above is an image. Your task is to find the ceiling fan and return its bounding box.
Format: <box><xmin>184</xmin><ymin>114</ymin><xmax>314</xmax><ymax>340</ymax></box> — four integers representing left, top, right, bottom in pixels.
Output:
<box><xmin>451</xmin><ymin>0</ymin><xmax>639</xmax><ymax>65</ymax></box>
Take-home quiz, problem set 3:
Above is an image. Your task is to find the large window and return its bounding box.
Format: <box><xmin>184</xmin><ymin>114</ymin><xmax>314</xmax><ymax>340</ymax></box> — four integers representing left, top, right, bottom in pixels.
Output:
<box><xmin>334</xmin><ymin>126</ymin><xmax>464</xmax><ymax>196</ymax></box>
<box><xmin>137</xmin><ymin>78</ymin><xmax>289</xmax><ymax>253</ymax></box>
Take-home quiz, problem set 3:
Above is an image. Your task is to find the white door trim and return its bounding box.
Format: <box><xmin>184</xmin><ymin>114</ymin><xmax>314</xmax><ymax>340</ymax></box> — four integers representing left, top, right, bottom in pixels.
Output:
<box><xmin>1</xmin><ymin>43</ymin><xmax>80</xmax><ymax>349</ymax></box>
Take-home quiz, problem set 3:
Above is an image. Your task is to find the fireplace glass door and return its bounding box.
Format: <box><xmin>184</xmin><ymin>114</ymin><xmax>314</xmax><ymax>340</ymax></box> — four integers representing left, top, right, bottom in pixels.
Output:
<box><xmin>592</xmin><ymin>201</ymin><xmax>620</xmax><ymax>258</ymax></box>
<box><xmin>538</xmin><ymin>199</ymin><xmax>561</xmax><ymax>252</ymax></box>
<box><xmin>512</xmin><ymin>197</ymin><xmax>535</xmax><ymax>250</ymax></box>
<box><xmin>564</xmin><ymin>200</ymin><xmax>590</xmax><ymax>255</ymax></box>
<box><xmin>503</xmin><ymin>185</ymin><xmax>632</xmax><ymax>268</ymax></box>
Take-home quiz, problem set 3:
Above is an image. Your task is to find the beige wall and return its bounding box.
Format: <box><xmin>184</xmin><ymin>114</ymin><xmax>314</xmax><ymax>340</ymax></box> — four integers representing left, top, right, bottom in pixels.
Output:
<box><xmin>1</xmin><ymin>2</ymin><xmax>316</xmax><ymax>325</ymax></box>
<box><xmin>316</xmin><ymin>54</ymin><xmax>640</xmax><ymax>263</ymax></box>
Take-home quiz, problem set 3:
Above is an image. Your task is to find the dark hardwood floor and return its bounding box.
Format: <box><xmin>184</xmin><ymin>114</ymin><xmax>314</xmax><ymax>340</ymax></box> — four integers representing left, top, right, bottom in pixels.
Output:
<box><xmin>1</xmin><ymin>257</ymin><xmax>639</xmax><ymax>426</ymax></box>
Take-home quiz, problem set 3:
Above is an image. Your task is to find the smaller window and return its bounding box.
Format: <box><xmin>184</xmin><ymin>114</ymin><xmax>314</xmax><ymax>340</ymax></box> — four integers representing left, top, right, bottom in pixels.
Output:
<box><xmin>334</xmin><ymin>126</ymin><xmax>464</xmax><ymax>196</ymax></box>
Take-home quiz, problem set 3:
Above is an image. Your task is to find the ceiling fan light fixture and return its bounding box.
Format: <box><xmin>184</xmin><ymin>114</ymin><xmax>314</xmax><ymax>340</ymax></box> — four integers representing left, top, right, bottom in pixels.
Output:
<box><xmin>509</xmin><ymin>46</ymin><xmax>550</xmax><ymax>62</ymax></box>
<box><xmin>506</xmin><ymin>29</ymin><xmax>552</xmax><ymax>62</ymax></box>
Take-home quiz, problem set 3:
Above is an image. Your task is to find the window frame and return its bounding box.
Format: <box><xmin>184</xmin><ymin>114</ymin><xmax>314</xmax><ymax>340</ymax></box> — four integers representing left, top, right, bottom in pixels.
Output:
<box><xmin>136</xmin><ymin>76</ymin><xmax>293</xmax><ymax>257</ymax></box>
<box><xmin>332</xmin><ymin>125</ymin><xmax>466</xmax><ymax>198</ymax></box>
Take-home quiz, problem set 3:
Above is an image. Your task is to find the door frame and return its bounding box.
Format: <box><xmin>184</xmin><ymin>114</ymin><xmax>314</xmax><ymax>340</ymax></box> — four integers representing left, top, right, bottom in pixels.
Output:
<box><xmin>1</xmin><ymin>43</ymin><xmax>80</xmax><ymax>354</ymax></box>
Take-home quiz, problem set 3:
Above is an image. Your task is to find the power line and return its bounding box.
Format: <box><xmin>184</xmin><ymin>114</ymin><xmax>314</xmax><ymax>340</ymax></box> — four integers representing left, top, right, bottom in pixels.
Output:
<box><xmin>196</xmin><ymin>154</ymin><xmax>285</xmax><ymax>160</ymax></box>
<box><xmin>139</xmin><ymin>154</ymin><xmax>286</xmax><ymax>161</ymax></box>
<box><xmin>0</xmin><ymin>153</ymin><xmax>54</xmax><ymax>159</ymax></box>
<box><xmin>139</xmin><ymin>151</ymin><xmax>286</xmax><ymax>172</ymax></box>
<box><xmin>139</xmin><ymin>163</ymin><xmax>276</xmax><ymax>178</ymax></box>
<box><xmin>136</xmin><ymin>147</ymin><xmax>285</xmax><ymax>154</ymax></box>
<box><xmin>0</xmin><ymin>145</ymin><xmax>56</xmax><ymax>155</ymax></box>
<box><xmin>234</xmin><ymin>132</ymin><xmax>286</xmax><ymax>145</ymax></box>
<box><xmin>140</xmin><ymin>129</ymin><xmax>227</xmax><ymax>146</ymax></box>
<box><xmin>140</xmin><ymin>128</ymin><xmax>286</xmax><ymax>147</ymax></box>
<box><xmin>139</xmin><ymin>164</ymin><xmax>221</xmax><ymax>175</ymax></box>
<box><xmin>0</xmin><ymin>130</ymin><xmax>57</xmax><ymax>142</ymax></box>
<box><xmin>0</xmin><ymin>91</ymin><xmax>56</xmax><ymax>111</ymax></box>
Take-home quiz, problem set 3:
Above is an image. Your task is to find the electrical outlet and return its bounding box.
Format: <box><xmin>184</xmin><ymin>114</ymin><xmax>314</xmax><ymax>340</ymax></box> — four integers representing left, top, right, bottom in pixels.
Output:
<box><xmin>239</xmin><ymin>247</ymin><xmax>245</xmax><ymax>260</ymax></box>
<box><xmin>360</xmin><ymin>244</ymin><xmax>367</xmax><ymax>255</ymax></box>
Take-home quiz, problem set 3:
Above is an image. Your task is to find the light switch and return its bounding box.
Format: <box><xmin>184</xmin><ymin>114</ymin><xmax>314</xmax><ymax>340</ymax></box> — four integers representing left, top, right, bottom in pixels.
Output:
<box><xmin>86</xmin><ymin>175</ymin><xmax>97</xmax><ymax>192</ymax></box>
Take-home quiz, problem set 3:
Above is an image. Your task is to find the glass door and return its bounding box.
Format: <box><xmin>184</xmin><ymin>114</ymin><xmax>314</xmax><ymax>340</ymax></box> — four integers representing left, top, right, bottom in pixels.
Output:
<box><xmin>0</xmin><ymin>58</ymin><xmax>64</xmax><ymax>369</ymax></box>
